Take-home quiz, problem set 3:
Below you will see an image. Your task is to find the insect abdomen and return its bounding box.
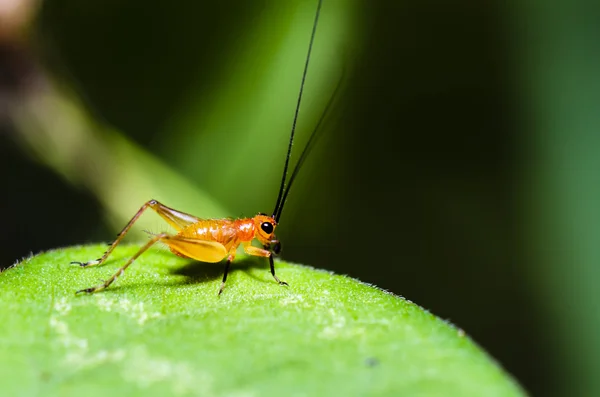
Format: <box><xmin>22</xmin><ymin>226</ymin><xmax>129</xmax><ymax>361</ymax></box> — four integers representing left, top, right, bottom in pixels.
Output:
<box><xmin>184</xmin><ymin>219</ymin><xmax>237</xmax><ymax>244</ymax></box>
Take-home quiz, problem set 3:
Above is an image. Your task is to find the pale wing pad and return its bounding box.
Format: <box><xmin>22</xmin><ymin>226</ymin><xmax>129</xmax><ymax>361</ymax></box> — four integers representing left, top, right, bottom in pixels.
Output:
<box><xmin>161</xmin><ymin>235</ymin><xmax>227</xmax><ymax>263</ymax></box>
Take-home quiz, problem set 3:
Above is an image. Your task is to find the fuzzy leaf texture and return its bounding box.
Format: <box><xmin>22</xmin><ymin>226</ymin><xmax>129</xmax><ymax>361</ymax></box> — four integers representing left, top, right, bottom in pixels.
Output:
<box><xmin>0</xmin><ymin>245</ymin><xmax>526</xmax><ymax>397</ymax></box>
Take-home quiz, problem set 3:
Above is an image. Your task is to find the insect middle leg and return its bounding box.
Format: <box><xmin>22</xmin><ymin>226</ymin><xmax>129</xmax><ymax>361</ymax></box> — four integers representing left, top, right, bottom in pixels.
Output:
<box><xmin>218</xmin><ymin>254</ymin><xmax>234</xmax><ymax>296</ymax></box>
<box><xmin>71</xmin><ymin>199</ymin><xmax>199</xmax><ymax>268</ymax></box>
<box><xmin>243</xmin><ymin>242</ymin><xmax>288</xmax><ymax>286</ymax></box>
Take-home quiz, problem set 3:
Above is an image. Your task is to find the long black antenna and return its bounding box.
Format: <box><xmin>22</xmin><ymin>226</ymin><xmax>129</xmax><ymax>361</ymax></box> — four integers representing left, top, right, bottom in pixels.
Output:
<box><xmin>272</xmin><ymin>0</ymin><xmax>323</xmax><ymax>219</ymax></box>
<box><xmin>274</xmin><ymin>70</ymin><xmax>343</xmax><ymax>222</ymax></box>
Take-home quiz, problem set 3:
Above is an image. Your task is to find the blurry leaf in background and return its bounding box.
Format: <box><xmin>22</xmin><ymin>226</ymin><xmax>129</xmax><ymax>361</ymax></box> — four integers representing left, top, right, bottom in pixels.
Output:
<box><xmin>11</xmin><ymin>83</ymin><xmax>228</xmax><ymax>235</ymax></box>
<box><xmin>518</xmin><ymin>0</ymin><xmax>600</xmax><ymax>395</ymax></box>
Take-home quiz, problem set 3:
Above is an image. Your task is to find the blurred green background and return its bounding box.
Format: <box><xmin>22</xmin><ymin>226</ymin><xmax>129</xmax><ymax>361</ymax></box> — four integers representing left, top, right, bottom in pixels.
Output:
<box><xmin>2</xmin><ymin>0</ymin><xmax>600</xmax><ymax>395</ymax></box>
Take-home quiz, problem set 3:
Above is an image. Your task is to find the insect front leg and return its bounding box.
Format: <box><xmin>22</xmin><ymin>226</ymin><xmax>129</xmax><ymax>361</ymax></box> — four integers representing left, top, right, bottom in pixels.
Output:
<box><xmin>243</xmin><ymin>242</ymin><xmax>288</xmax><ymax>286</ymax></box>
<box><xmin>76</xmin><ymin>233</ymin><xmax>169</xmax><ymax>294</ymax></box>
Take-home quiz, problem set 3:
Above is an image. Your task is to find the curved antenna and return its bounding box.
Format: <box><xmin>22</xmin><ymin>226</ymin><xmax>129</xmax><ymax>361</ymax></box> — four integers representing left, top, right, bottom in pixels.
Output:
<box><xmin>271</xmin><ymin>0</ymin><xmax>323</xmax><ymax>219</ymax></box>
<box><xmin>273</xmin><ymin>71</ymin><xmax>344</xmax><ymax>222</ymax></box>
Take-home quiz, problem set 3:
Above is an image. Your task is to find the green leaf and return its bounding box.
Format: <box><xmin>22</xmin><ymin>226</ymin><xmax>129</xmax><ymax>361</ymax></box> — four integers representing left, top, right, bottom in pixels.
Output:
<box><xmin>0</xmin><ymin>245</ymin><xmax>525</xmax><ymax>397</ymax></box>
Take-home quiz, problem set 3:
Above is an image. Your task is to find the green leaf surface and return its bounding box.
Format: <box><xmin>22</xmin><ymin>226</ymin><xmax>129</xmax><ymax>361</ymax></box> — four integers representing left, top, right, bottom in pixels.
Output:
<box><xmin>0</xmin><ymin>245</ymin><xmax>525</xmax><ymax>397</ymax></box>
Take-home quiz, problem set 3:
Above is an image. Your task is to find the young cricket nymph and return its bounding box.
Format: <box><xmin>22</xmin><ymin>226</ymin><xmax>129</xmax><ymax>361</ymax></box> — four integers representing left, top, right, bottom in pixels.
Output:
<box><xmin>72</xmin><ymin>0</ymin><xmax>335</xmax><ymax>295</ymax></box>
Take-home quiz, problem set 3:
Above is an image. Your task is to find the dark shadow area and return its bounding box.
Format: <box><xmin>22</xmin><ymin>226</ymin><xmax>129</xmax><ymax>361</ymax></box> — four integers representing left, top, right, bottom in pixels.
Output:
<box><xmin>106</xmin><ymin>252</ymin><xmax>275</xmax><ymax>294</ymax></box>
<box><xmin>73</xmin><ymin>249</ymin><xmax>279</xmax><ymax>293</ymax></box>
<box><xmin>170</xmin><ymin>255</ymin><xmax>273</xmax><ymax>285</ymax></box>
<box><xmin>101</xmin><ymin>255</ymin><xmax>275</xmax><ymax>293</ymax></box>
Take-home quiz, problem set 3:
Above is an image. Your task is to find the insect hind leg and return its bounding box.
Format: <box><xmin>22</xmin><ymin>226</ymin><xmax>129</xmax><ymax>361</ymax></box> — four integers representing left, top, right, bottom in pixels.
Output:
<box><xmin>76</xmin><ymin>233</ymin><xmax>169</xmax><ymax>294</ymax></box>
<box><xmin>72</xmin><ymin>199</ymin><xmax>200</xmax><ymax>268</ymax></box>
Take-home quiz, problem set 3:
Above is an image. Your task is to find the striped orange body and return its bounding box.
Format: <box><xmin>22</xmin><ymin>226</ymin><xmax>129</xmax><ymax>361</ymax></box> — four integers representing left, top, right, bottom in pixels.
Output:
<box><xmin>166</xmin><ymin>214</ymin><xmax>278</xmax><ymax>263</ymax></box>
<box><xmin>174</xmin><ymin>219</ymin><xmax>251</xmax><ymax>256</ymax></box>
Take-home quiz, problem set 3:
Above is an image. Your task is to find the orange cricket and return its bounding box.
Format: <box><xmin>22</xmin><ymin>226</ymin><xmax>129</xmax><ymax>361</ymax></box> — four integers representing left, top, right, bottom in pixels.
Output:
<box><xmin>73</xmin><ymin>201</ymin><xmax>285</xmax><ymax>295</ymax></box>
<box><xmin>72</xmin><ymin>0</ymin><xmax>337</xmax><ymax>295</ymax></box>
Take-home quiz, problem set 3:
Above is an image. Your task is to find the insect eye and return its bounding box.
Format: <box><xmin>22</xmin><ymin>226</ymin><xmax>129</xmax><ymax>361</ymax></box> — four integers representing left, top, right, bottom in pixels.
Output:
<box><xmin>260</xmin><ymin>222</ymin><xmax>274</xmax><ymax>234</ymax></box>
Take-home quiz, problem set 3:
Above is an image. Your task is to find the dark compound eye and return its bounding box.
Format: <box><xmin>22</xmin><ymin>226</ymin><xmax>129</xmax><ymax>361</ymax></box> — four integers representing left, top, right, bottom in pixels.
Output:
<box><xmin>260</xmin><ymin>222</ymin><xmax>274</xmax><ymax>234</ymax></box>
